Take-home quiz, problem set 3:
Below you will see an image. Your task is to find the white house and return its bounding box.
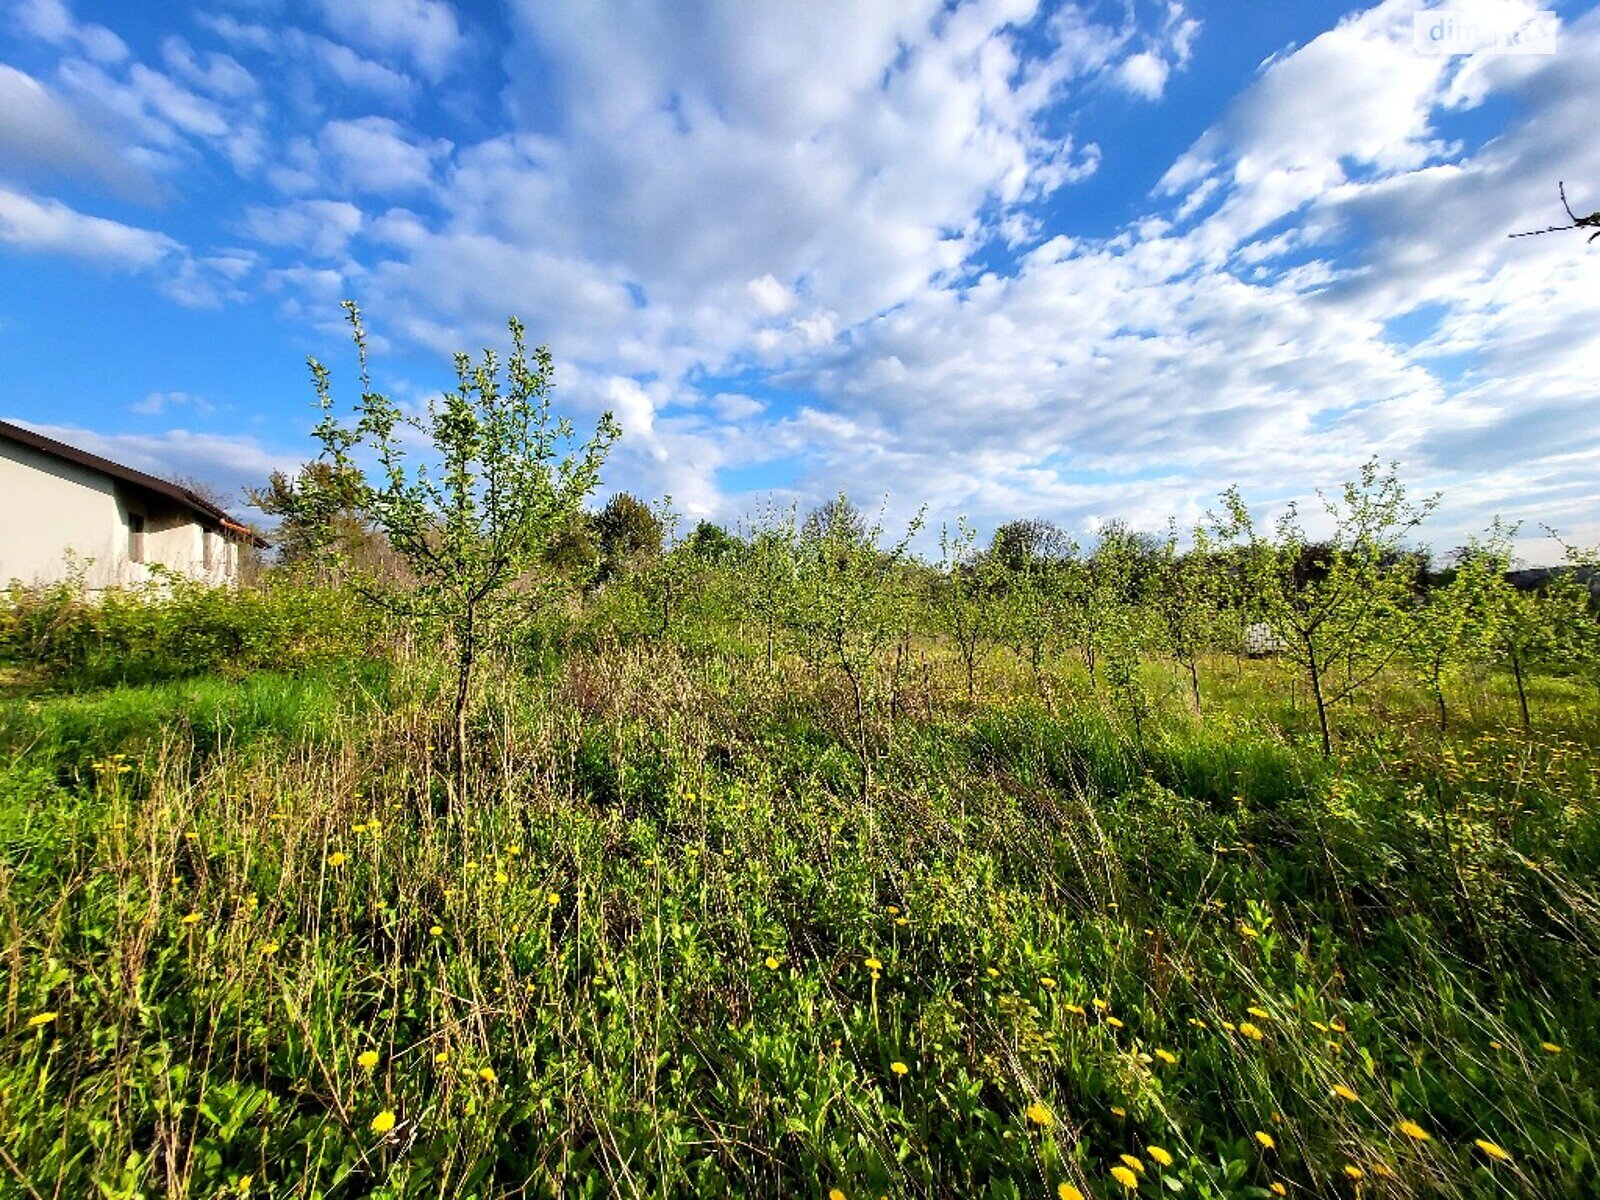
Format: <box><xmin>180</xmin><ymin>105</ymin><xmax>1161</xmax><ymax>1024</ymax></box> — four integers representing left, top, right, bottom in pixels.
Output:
<box><xmin>0</xmin><ymin>419</ymin><xmax>265</xmax><ymax>591</ymax></box>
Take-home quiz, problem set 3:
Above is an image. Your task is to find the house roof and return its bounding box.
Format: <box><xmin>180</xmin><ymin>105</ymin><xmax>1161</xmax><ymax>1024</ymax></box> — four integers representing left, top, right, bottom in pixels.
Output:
<box><xmin>0</xmin><ymin>418</ymin><xmax>268</xmax><ymax>546</ymax></box>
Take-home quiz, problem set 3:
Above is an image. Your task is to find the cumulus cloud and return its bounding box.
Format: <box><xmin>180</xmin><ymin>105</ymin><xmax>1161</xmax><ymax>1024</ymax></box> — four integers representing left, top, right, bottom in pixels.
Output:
<box><xmin>11</xmin><ymin>0</ymin><xmax>128</xmax><ymax>63</ymax></box>
<box><xmin>240</xmin><ymin>199</ymin><xmax>366</xmax><ymax>259</ymax></box>
<box><xmin>0</xmin><ymin>65</ymin><xmax>156</xmax><ymax>199</ymax></box>
<box><xmin>1117</xmin><ymin>51</ymin><xmax>1169</xmax><ymax>99</ymax></box>
<box><xmin>132</xmin><ymin>390</ymin><xmax>214</xmax><ymax>417</ymax></box>
<box><xmin>10</xmin><ymin>421</ymin><xmax>295</xmax><ymax>508</ymax></box>
<box><xmin>0</xmin><ymin>187</ymin><xmax>178</xmax><ymax>267</ymax></box>
<box><xmin>313</xmin><ymin>0</ymin><xmax>466</xmax><ymax>82</ymax></box>
<box><xmin>272</xmin><ymin>117</ymin><xmax>450</xmax><ymax>195</ymax></box>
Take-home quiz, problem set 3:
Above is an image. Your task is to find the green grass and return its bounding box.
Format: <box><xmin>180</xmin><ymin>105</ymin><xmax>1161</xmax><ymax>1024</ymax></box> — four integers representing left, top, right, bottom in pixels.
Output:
<box><xmin>2</xmin><ymin>646</ymin><xmax>1597</xmax><ymax>1198</ymax></box>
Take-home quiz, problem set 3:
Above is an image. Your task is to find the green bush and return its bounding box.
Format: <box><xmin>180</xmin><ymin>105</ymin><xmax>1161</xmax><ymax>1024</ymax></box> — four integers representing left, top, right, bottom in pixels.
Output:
<box><xmin>0</xmin><ymin>577</ymin><xmax>381</xmax><ymax>688</ymax></box>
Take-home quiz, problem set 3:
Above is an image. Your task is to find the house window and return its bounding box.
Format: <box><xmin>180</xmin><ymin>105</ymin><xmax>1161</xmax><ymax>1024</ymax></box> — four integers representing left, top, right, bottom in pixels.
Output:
<box><xmin>128</xmin><ymin>513</ymin><xmax>146</xmax><ymax>563</ymax></box>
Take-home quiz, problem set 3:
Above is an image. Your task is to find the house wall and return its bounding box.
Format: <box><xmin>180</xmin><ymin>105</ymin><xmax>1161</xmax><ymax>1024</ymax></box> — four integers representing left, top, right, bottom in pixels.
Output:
<box><xmin>0</xmin><ymin>439</ymin><xmax>240</xmax><ymax>589</ymax></box>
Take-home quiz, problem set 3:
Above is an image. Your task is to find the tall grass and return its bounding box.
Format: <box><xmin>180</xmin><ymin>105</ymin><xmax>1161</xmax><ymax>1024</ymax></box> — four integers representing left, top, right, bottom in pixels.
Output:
<box><xmin>1</xmin><ymin>640</ymin><xmax>1596</xmax><ymax>1198</ymax></box>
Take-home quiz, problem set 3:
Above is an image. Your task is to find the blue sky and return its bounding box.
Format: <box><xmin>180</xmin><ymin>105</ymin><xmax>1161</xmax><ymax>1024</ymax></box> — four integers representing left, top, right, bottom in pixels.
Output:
<box><xmin>2</xmin><ymin>0</ymin><xmax>1597</xmax><ymax>555</ymax></box>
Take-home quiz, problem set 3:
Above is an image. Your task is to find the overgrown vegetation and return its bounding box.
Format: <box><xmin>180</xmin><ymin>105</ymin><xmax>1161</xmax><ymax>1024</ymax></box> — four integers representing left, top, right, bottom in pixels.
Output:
<box><xmin>4</xmin><ymin>323</ymin><xmax>1599</xmax><ymax>1199</ymax></box>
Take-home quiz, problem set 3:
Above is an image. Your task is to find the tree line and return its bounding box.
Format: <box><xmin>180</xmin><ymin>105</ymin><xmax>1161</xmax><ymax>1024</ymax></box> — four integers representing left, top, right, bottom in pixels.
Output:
<box><xmin>252</xmin><ymin>307</ymin><xmax>1597</xmax><ymax>793</ymax></box>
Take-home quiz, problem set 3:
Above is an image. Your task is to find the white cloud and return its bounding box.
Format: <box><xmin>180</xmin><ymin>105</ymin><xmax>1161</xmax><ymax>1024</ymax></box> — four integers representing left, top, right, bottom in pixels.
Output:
<box><xmin>160</xmin><ymin>37</ymin><xmax>257</xmax><ymax>101</ymax></box>
<box><xmin>12</xmin><ymin>0</ymin><xmax>128</xmax><ymax>64</ymax></box>
<box><xmin>313</xmin><ymin>0</ymin><xmax>465</xmax><ymax>82</ymax></box>
<box><xmin>275</xmin><ymin>117</ymin><xmax>450</xmax><ymax>195</ymax></box>
<box><xmin>0</xmin><ymin>65</ymin><xmax>155</xmax><ymax>199</ymax></box>
<box><xmin>746</xmin><ymin>275</ymin><xmax>795</xmax><ymax>317</ymax></box>
<box><xmin>291</xmin><ymin>33</ymin><xmax>415</xmax><ymax>104</ymax></box>
<box><xmin>132</xmin><ymin>390</ymin><xmax>214</xmax><ymax>417</ymax></box>
<box><xmin>11</xmin><ymin>422</ymin><xmax>295</xmax><ymax>507</ymax></box>
<box><xmin>0</xmin><ymin>186</ymin><xmax>178</xmax><ymax>267</ymax></box>
<box><xmin>1118</xmin><ymin>51</ymin><xmax>1169</xmax><ymax>99</ymax></box>
<box><xmin>241</xmin><ymin>199</ymin><xmax>365</xmax><ymax>259</ymax></box>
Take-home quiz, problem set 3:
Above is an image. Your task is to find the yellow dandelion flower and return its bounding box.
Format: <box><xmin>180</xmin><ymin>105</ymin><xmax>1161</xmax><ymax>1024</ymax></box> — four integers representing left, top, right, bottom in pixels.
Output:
<box><xmin>181</xmin><ymin>912</ymin><xmax>204</xmax><ymax>925</ymax></box>
<box><xmin>886</xmin><ymin>905</ymin><xmax>900</xmax><ymax>915</ymax></box>
<box><xmin>1329</xmin><ymin>1019</ymin><xmax>1346</xmax><ymax>1032</ymax></box>
<box><xmin>865</xmin><ymin>957</ymin><xmax>883</xmax><ymax>972</ymax></box>
<box><xmin>1397</xmin><ymin>1120</ymin><xmax>1431</xmax><ymax>1142</ymax></box>
<box><xmin>1189</xmin><ymin>1017</ymin><xmax>1209</xmax><ymax>1029</ymax></box>
<box><xmin>478</xmin><ymin>1067</ymin><xmax>496</xmax><ymax>1083</ymax></box>
<box><xmin>829</xmin><ymin>1190</ymin><xmax>846</xmax><ymax>1200</ymax></box>
<box><xmin>1489</xmin><ymin>1039</ymin><xmax>1504</xmax><ymax>1050</ymax></box>
<box><xmin>494</xmin><ymin>871</ymin><xmax>509</xmax><ymax>885</ymax></box>
<box><xmin>1241</xmin><ymin>923</ymin><xmax>1260</xmax><ymax>938</ymax></box>
<box><xmin>1111</xmin><ymin>1105</ymin><xmax>1127</xmax><ymax>1117</ymax></box>
<box><xmin>1342</xmin><ymin>1165</ymin><xmax>1364</xmax><ymax>1180</ymax></box>
<box><xmin>1147</xmin><ymin>1146</ymin><xmax>1173</xmax><ymax>1167</ymax></box>
<box><xmin>357</xmin><ymin>1050</ymin><xmax>379</xmax><ymax>1071</ymax></box>
<box><xmin>434</xmin><ymin>1049</ymin><xmax>451</xmax><ymax>1064</ymax></box>
<box><xmin>890</xmin><ymin>1061</ymin><xmax>909</xmax><ymax>1076</ymax></box>
<box><xmin>1332</xmin><ymin>1084</ymin><xmax>1359</xmax><ymax>1102</ymax></box>
<box><xmin>1066</xmin><ymin>1003</ymin><xmax>1087</xmax><ymax>1016</ymax></box>
<box><xmin>895</xmin><ymin>916</ymin><xmax>908</xmax><ymax>927</ymax></box>
<box><xmin>987</xmin><ymin>966</ymin><xmax>1000</xmax><ymax>978</ymax></box>
<box><xmin>1474</xmin><ymin>1139</ymin><xmax>1511</xmax><ymax>1162</ymax></box>
<box><xmin>1541</xmin><ymin>1041</ymin><xmax>1562</xmax><ymax>1054</ymax></box>
<box><xmin>1110</xmin><ymin>1166</ymin><xmax>1139</xmax><ymax>1190</ymax></box>
<box><xmin>765</xmin><ymin>955</ymin><xmax>781</xmax><ymax>970</ymax></box>
<box><xmin>1154</xmin><ymin>1048</ymin><xmax>1177</xmax><ymax>1064</ymax></box>
<box><xmin>1059</xmin><ymin>1185</ymin><xmax>1085</xmax><ymax>1200</ymax></box>
<box><xmin>27</xmin><ymin>1012</ymin><xmax>58</xmax><ymax>1028</ymax></box>
<box><xmin>547</xmin><ymin>892</ymin><xmax>561</xmax><ymax>906</ymax></box>
<box><xmin>260</xmin><ymin>941</ymin><xmax>280</xmax><ymax>956</ymax></box>
<box><xmin>1107</xmin><ymin>1016</ymin><xmax>1125</xmax><ymax>1029</ymax></box>
<box><xmin>429</xmin><ymin>925</ymin><xmax>444</xmax><ymax>936</ymax></box>
<box><xmin>1119</xmin><ymin>1154</ymin><xmax>1144</xmax><ymax>1174</ymax></box>
<box><xmin>1221</xmin><ymin>1021</ymin><xmax>1237</xmax><ymax>1032</ymax></box>
<box><xmin>1025</xmin><ymin>1102</ymin><xmax>1054</xmax><ymax>1127</ymax></box>
<box><xmin>1238</xmin><ymin>1022</ymin><xmax>1264</xmax><ymax>1041</ymax></box>
<box><xmin>1040</xmin><ymin>976</ymin><xmax>1058</xmax><ymax>989</ymax></box>
<box><xmin>328</xmin><ymin>852</ymin><xmax>348</xmax><ymax>867</ymax></box>
<box><xmin>370</xmin><ymin>1110</ymin><xmax>396</xmax><ymax>1134</ymax></box>
<box><xmin>506</xmin><ymin>845</ymin><xmax>520</xmax><ymax>856</ymax></box>
<box><xmin>1247</xmin><ymin>1006</ymin><xmax>1270</xmax><ymax>1019</ymax></box>
<box><xmin>1371</xmin><ymin>1164</ymin><xmax>1395</xmax><ymax>1179</ymax></box>
<box><xmin>184</xmin><ymin>831</ymin><xmax>199</xmax><ymax>841</ymax></box>
<box><xmin>1269</xmin><ymin>1185</ymin><xmax>1287</xmax><ymax>1197</ymax></box>
<box><xmin>1093</xmin><ymin>998</ymin><xmax>1109</xmax><ymax>1011</ymax></box>
<box><xmin>1255</xmin><ymin>1131</ymin><xmax>1276</xmax><ymax>1150</ymax></box>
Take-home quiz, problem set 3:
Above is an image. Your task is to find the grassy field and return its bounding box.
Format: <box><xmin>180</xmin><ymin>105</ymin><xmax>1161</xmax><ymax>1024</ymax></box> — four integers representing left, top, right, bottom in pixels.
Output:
<box><xmin>3</xmin><ymin>631</ymin><xmax>1598</xmax><ymax>1200</ymax></box>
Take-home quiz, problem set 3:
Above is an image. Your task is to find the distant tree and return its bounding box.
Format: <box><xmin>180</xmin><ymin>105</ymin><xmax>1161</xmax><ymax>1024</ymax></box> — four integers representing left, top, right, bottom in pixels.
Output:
<box><xmin>789</xmin><ymin>500</ymin><xmax>924</xmax><ymax>804</ymax></box>
<box><xmin>934</xmin><ymin>518</ymin><xmax>1002</xmax><ymax>702</ymax></box>
<box><xmin>737</xmin><ymin>502</ymin><xmax>799</xmax><ymax>672</ymax></box>
<box><xmin>1217</xmin><ymin>460</ymin><xmax>1438</xmax><ymax>756</ymax></box>
<box><xmin>1089</xmin><ymin>523</ymin><xmax>1156</xmax><ymax>743</ymax></box>
<box><xmin>248</xmin><ymin>461</ymin><xmax>374</xmax><ymax>570</ymax></box>
<box><xmin>543</xmin><ymin>510</ymin><xmax>601</xmax><ymax>580</ymax></box>
<box><xmin>286</xmin><ymin>302</ymin><xmax>618</xmax><ymax>803</ymax></box>
<box><xmin>684</xmin><ymin>519</ymin><xmax>741</xmax><ymax>563</ymax></box>
<box><xmin>990</xmin><ymin>518</ymin><xmax>1073</xmax><ymax>574</ymax></box>
<box><xmin>594</xmin><ymin>492</ymin><xmax>663</xmax><ymax>579</ymax></box>
<box><xmin>802</xmin><ymin>493</ymin><xmax>868</xmax><ymax>545</ymax></box>
<box><xmin>1403</xmin><ymin>546</ymin><xmax>1495</xmax><ymax>731</ymax></box>
<box><xmin>1150</xmin><ymin>521</ymin><xmax>1225</xmax><ymax>715</ymax></box>
<box><xmin>993</xmin><ymin>522</ymin><xmax>1078</xmax><ymax>703</ymax></box>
